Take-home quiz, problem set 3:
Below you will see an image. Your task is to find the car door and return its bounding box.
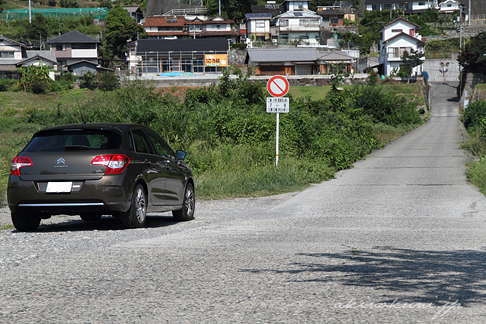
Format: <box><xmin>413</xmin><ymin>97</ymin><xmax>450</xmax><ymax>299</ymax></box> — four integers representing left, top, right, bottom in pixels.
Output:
<box><xmin>130</xmin><ymin>128</ymin><xmax>170</xmax><ymax>207</ymax></box>
<box><xmin>145</xmin><ymin>130</ymin><xmax>186</xmax><ymax>206</ymax></box>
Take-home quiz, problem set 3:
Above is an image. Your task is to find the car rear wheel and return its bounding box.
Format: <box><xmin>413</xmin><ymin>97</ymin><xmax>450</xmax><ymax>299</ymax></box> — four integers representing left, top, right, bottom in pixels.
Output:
<box><xmin>120</xmin><ymin>184</ymin><xmax>147</xmax><ymax>228</ymax></box>
<box><xmin>80</xmin><ymin>214</ymin><xmax>102</xmax><ymax>222</ymax></box>
<box><xmin>173</xmin><ymin>183</ymin><xmax>195</xmax><ymax>221</ymax></box>
<box><xmin>11</xmin><ymin>211</ymin><xmax>41</xmax><ymax>232</ymax></box>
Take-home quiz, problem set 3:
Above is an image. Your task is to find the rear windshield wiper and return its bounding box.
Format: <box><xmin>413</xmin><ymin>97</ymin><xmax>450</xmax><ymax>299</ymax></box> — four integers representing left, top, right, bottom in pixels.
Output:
<box><xmin>63</xmin><ymin>145</ymin><xmax>91</xmax><ymax>150</ymax></box>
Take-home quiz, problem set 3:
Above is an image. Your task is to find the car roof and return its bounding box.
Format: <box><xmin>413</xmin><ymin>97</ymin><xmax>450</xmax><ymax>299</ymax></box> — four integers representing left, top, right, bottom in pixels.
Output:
<box><xmin>33</xmin><ymin>123</ymin><xmax>147</xmax><ymax>135</ymax></box>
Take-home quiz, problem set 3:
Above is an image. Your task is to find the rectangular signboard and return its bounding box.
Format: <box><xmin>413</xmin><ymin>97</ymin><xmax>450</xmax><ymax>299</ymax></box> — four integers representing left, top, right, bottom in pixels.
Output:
<box><xmin>266</xmin><ymin>97</ymin><xmax>289</xmax><ymax>113</ymax></box>
<box><xmin>205</xmin><ymin>54</ymin><xmax>228</xmax><ymax>67</ymax></box>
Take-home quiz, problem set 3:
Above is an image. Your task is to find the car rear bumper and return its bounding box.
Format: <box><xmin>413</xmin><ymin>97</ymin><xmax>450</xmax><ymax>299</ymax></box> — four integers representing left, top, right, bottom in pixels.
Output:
<box><xmin>8</xmin><ymin>176</ymin><xmax>132</xmax><ymax>215</ymax></box>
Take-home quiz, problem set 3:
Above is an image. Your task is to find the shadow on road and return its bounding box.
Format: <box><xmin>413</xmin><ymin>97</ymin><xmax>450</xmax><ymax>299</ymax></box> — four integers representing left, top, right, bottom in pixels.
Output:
<box><xmin>30</xmin><ymin>214</ymin><xmax>178</xmax><ymax>232</ymax></box>
<box><xmin>241</xmin><ymin>246</ymin><xmax>486</xmax><ymax>307</ymax></box>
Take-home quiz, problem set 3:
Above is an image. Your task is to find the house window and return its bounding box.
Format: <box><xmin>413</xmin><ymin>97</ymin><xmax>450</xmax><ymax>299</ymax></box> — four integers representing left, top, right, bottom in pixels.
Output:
<box><xmin>294</xmin><ymin>1</ymin><xmax>304</xmax><ymax>10</ymax></box>
<box><xmin>330</xmin><ymin>17</ymin><xmax>339</xmax><ymax>25</ymax></box>
<box><xmin>383</xmin><ymin>4</ymin><xmax>391</xmax><ymax>9</ymax></box>
<box><xmin>299</xmin><ymin>19</ymin><xmax>310</xmax><ymax>27</ymax></box>
<box><xmin>329</xmin><ymin>64</ymin><xmax>346</xmax><ymax>74</ymax></box>
<box><xmin>0</xmin><ymin>51</ymin><xmax>14</xmax><ymax>58</ymax></box>
<box><xmin>56</xmin><ymin>44</ymin><xmax>66</xmax><ymax>51</ymax></box>
<box><xmin>371</xmin><ymin>5</ymin><xmax>378</xmax><ymax>10</ymax></box>
<box><xmin>280</xmin><ymin>19</ymin><xmax>289</xmax><ymax>27</ymax></box>
<box><xmin>391</xmin><ymin>29</ymin><xmax>402</xmax><ymax>33</ymax></box>
<box><xmin>399</xmin><ymin>47</ymin><xmax>412</xmax><ymax>57</ymax></box>
<box><xmin>189</xmin><ymin>25</ymin><xmax>203</xmax><ymax>31</ymax></box>
<box><xmin>295</xmin><ymin>65</ymin><xmax>311</xmax><ymax>75</ymax></box>
<box><xmin>256</xmin><ymin>21</ymin><xmax>265</xmax><ymax>28</ymax></box>
<box><xmin>419</xmin><ymin>2</ymin><xmax>425</xmax><ymax>5</ymax></box>
<box><xmin>388</xmin><ymin>47</ymin><xmax>399</xmax><ymax>58</ymax></box>
<box><xmin>216</xmin><ymin>24</ymin><xmax>221</xmax><ymax>30</ymax></box>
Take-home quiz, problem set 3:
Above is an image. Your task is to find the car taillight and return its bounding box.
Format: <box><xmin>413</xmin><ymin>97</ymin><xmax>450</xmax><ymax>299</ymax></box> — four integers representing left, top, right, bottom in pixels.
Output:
<box><xmin>91</xmin><ymin>154</ymin><xmax>130</xmax><ymax>174</ymax></box>
<box><xmin>11</xmin><ymin>156</ymin><xmax>33</xmax><ymax>176</ymax></box>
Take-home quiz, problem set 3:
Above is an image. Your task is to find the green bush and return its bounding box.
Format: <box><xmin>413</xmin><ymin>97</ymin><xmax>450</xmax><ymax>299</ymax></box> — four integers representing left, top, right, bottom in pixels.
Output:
<box><xmin>79</xmin><ymin>71</ymin><xmax>98</xmax><ymax>90</ymax></box>
<box><xmin>230</xmin><ymin>43</ymin><xmax>247</xmax><ymax>49</ymax></box>
<box><xmin>350</xmin><ymin>84</ymin><xmax>423</xmax><ymax>126</ymax></box>
<box><xmin>97</xmin><ymin>72</ymin><xmax>120</xmax><ymax>91</ymax></box>
<box><xmin>0</xmin><ymin>74</ymin><xmax>425</xmax><ymax>199</ymax></box>
<box><xmin>0</xmin><ymin>79</ymin><xmax>16</xmax><ymax>91</ymax></box>
<box><xmin>462</xmin><ymin>101</ymin><xmax>486</xmax><ymax>130</ymax></box>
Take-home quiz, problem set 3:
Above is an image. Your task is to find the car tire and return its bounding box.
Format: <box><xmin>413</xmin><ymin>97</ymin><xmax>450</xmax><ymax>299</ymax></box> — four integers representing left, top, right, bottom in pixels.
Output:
<box><xmin>120</xmin><ymin>184</ymin><xmax>147</xmax><ymax>228</ymax></box>
<box><xmin>80</xmin><ymin>214</ymin><xmax>102</xmax><ymax>222</ymax></box>
<box><xmin>172</xmin><ymin>183</ymin><xmax>195</xmax><ymax>221</ymax></box>
<box><xmin>11</xmin><ymin>211</ymin><xmax>41</xmax><ymax>232</ymax></box>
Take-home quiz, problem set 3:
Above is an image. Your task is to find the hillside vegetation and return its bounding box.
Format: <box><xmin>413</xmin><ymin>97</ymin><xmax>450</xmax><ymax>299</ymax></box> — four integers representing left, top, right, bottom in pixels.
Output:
<box><xmin>461</xmin><ymin>84</ymin><xmax>486</xmax><ymax>194</ymax></box>
<box><xmin>0</xmin><ymin>72</ymin><xmax>426</xmax><ymax>201</ymax></box>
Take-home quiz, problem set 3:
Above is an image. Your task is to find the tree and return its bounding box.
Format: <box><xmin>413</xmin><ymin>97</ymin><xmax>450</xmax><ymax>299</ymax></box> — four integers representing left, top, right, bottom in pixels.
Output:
<box><xmin>104</xmin><ymin>5</ymin><xmax>146</xmax><ymax>59</ymax></box>
<box><xmin>79</xmin><ymin>71</ymin><xmax>98</xmax><ymax>90</ymax></box>
<box><xmin>399</xmin><ymin>48</ymin><xmax>424</xmax><ymax>78</ymax></box>
<box><xmin>458</xmin><ymin>32</ymin><xmax>486</xmax><ymax>74</ymax></box>
<box><xmin>17</xmin><ymin>63</ymin><xmax>53</xmax><ymax>93</ymax></box>
<box><xmin>206</xmin><ymin>0</ymin><xmax>257</xmax><ymax>22</ymax></box>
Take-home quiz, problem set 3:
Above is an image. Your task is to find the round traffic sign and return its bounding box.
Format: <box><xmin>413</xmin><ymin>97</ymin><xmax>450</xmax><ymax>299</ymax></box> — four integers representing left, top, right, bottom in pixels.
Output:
<box><xmin>267</xmin><ymin>75</ymin><xmax>289</xmax><ymax>97</ymax></box>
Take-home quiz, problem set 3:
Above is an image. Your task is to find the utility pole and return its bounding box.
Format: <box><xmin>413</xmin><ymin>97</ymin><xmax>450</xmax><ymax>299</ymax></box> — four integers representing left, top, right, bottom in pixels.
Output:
<box><xmin>459</xmin><ymin>4</ymin><xmax>462</xmax><ymax>50</ymax></box>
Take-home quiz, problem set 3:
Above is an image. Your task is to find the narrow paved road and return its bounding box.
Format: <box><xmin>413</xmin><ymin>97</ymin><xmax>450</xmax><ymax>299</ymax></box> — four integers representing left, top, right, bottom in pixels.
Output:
<box><xmin>1</xmin><ymin>82</ymin><xmax>486</xmax><ymax>323</ymax></box>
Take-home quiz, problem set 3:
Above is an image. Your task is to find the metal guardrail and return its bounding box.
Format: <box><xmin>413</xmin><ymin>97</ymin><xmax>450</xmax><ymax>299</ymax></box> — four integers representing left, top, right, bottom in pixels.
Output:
<box><xmin>163</xmin><ymin>8</ymin><xmax>207</xmax><ymax>16</ymax></box>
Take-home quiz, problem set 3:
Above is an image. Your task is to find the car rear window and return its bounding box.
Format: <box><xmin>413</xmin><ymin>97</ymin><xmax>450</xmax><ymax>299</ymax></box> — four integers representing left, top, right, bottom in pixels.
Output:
<box><xmin>23</xmin><ymin>129</ymin><xmax>122</xmax><ymax>152</ymax></box>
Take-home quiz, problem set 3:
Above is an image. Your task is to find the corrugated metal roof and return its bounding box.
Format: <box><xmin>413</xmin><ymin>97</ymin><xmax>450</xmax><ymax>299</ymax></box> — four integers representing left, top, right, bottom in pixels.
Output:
<box><xmin>247</xmin><ymin>48</ymin><xmax>318</xmax><ymax>63</ymax></box>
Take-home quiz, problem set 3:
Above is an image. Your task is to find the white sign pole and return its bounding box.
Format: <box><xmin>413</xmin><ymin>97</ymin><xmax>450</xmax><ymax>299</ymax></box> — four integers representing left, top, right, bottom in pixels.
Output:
<box><xmin>276</xmin><ymin>112</ymin><xmax>279</xmax><ymax>167</ymax></box>
<box><xmin>266</xmin><ymin>76</ymin><xmax>289</xmax><ymax>167</ymax></box>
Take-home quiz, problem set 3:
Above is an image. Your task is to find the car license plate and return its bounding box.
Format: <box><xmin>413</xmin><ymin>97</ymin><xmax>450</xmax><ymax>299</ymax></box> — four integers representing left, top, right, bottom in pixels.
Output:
<box><xmin>46</xmin><ymin>182</ymin><xmax>72</xmax><ymax>193</ymax></box>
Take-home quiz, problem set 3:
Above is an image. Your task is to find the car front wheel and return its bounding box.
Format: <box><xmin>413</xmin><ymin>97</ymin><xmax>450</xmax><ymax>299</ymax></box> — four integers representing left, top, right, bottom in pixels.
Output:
<box><xmin>11</xmin><ymin>211</ymin><xmax>41</xmax><ymax>232</ymax></box>
<box><xmin>173</xmin><ymin>183</ymin><xmax>195</xmax><ymax>221</ymax></box>
<box><xmin>120</xmin><ymin>184</ymin><xmax>147</xmax><ymax>228</ymax></box>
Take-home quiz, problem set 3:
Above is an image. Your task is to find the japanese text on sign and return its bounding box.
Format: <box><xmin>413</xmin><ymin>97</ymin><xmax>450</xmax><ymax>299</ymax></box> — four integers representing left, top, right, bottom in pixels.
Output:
<box><xmin>205</xmin><ymin>54</ymin><xmax>228</xmax><ymax>67</ymax></box>
<box><xmin>267</xmin><ymin>97</ymin><xmax>289</xmax><ymax>113</ymax></box>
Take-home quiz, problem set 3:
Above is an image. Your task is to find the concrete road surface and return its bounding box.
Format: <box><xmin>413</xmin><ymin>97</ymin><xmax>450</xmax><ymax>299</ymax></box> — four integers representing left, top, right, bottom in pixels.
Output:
<box><xmin>1</xmin><ymin>81</ymin><xmax>486</xmax><ymax>323</ymax></box>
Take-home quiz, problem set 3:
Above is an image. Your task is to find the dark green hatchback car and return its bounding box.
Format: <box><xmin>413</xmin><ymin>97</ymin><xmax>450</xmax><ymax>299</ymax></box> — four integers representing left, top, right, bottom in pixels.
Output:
<box><xmin>8</xmin><ymin>123</ymin><xmax>195</xmax><ymax>231</ymax></box>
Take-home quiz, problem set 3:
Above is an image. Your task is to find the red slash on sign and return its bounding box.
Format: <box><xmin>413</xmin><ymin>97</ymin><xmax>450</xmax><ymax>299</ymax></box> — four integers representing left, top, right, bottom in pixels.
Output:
<box><xmin>267</xmin><ymin>75</ymin><xmax>289</xmax><ymax>97</ymax></box>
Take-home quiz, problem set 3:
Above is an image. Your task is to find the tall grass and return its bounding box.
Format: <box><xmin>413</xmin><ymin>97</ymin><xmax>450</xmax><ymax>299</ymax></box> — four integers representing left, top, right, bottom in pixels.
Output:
<box><xmin>0</xmin><ymin>76</ymin><xmax>425</xmax><ymax>202</ymax></box>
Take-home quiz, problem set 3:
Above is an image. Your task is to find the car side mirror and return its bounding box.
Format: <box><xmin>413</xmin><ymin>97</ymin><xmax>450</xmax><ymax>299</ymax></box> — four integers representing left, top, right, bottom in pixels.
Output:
<box><xmin>176</xmin><ymin>150</ymin><xmax>187</xmax><ymax>160</ymax></box>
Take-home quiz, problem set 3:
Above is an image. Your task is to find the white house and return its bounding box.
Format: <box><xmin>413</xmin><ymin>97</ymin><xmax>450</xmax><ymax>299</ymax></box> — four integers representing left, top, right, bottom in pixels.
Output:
<box><xmin>379</xmin><ymin>17</ymin><xmax>425</xmax><ymax>76</ymax></box>
<box><xmin>438</xmin><ymin>0</ymin><xmax>460</xmax><ymax>13</ymax></box>
<box><xmin>282</xmin><ymin>0</ymin><xmax>310</xmax><ymax>11</ymax></box>
<box><xmin>245</xmin><ymin>13</ymin><xmax>272</xmax><ymax>41</ymax></box>
<box><xmin>275</xmin><ymin>10</ymin><xmax>322</xmax><ymax>45</ymax></box>
<box><xmin>364</xmin><ymin>0</ymin><xmax>438</xmax><ymax>13</ymax></box>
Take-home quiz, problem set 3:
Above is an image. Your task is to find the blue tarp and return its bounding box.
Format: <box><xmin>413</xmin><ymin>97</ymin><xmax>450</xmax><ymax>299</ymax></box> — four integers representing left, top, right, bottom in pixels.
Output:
<box><xmin>159</xmin><ymin>72</ymin><xmax>194</xmax><ymax>77</ymax></box>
